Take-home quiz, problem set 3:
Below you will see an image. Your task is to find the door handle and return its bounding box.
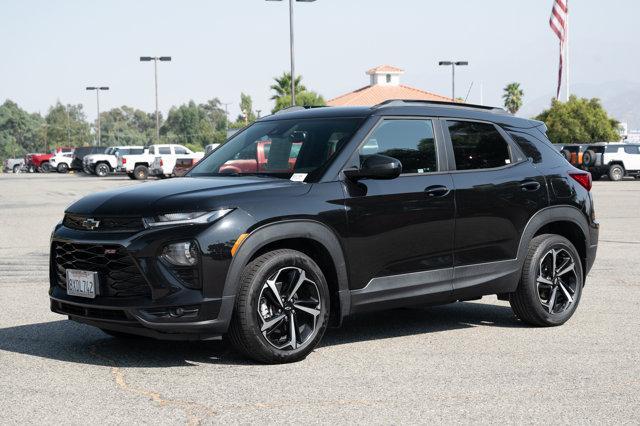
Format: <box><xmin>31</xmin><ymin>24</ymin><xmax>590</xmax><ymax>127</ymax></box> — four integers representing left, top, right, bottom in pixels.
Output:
<box><xmin>424</xmin><ymin>185</ymin><xmax>450</xmax><ymax>198</ymax></box>
<box><xmin>520</xmin><ymin>180</ymin><xmax>541</xmax><ymax>192</ymax></box>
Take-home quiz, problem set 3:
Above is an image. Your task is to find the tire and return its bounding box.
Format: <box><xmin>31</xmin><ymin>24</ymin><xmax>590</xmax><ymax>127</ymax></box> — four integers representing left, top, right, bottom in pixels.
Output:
<box><xmin>228</xmin><ymin>249</ymin><xmax>330</xmax><ymax>364</ymax></box>
<box><xmin>560</xmin><ymin>149</ymin><xmax>571</xmax><ymax>162</ymax></box>
<box><xmin>126</xmin><ymin>172</ymin><xmax>136</xmax><ymax>180</ymax></box>
<box><xmin>57</xmin><ymin>163</ymin><xmax>69</xmax><ymax>173</ymax></box>
<box><xmin>582</xmin><ymin>150</ymin><xmax>596</xmax><ymax>167</ymax></box>
<box><xmin>12</xmin><ymin>165</ymin><xmax>20</xmax><ymax>173</ymax></box>
<box><xmin>133</xmin><ymin>165</ymin><xmax>148</xmax><ymax>180</ymax></box>
<box><xmin>509</xmin><ymin>234</ymin><xmax>583</xmax><ymax>327</ymax></box>
<box><xmin>608</xmin><ymin>164</ymin><xmax>624</xmax><ymax>181</ymax></box>
<box><xmin>40</xmin><ymin>162</ymin><xmax>51</xmax><ymax>173</ymax></box>
<box><xmin>95</xmin><ymin>163</ymin><xmax>110</xmax><ymax>177</ymax></box>
<box><xmin>590</xmin><ymin>173</ymin><xmax>601</xmax><ymax>181</ymax></box>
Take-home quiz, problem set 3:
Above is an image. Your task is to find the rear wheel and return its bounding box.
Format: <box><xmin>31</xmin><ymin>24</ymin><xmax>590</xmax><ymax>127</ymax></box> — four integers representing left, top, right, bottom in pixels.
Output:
<box><xmin>608</xmin><ymin>164</ymin><xmax>624</xmax><ymax>181</ymax></box>
<box><xmin>509</xmin><ymin>234</ymin><xmax>583</xmax><ymax>327</ymax></box>
<box><xmin>228</xmin><ymin>249</ymin><xmax>330</xmax><ymax>364</ymax></box>
<box><xmin>582</xmin><ymin>150</ymin><xmax>596</xmax><ymax>167</ymax></box>
<box><xmin>133</xmin><ymin>165</ymin><xmax>148</xmax><ymax>180</ymax></box>
<box><xmin>560</xmin><ymin>149</ymin><xmax>571</xmax><ymax>162</ymax></box>
<box><xmin>57</xmin><ymin>163</ymin><xmax>69</xmax><ymax>173</ymax></box>
<box><xmin>12</xmin><ymin>164</ymin><xmax>20</xmax><ymax>173</ymax></box>
<box><xmin>95</xmin><ymin>163</ymin><xmax>110</xmax><ymax>177</ymax></box>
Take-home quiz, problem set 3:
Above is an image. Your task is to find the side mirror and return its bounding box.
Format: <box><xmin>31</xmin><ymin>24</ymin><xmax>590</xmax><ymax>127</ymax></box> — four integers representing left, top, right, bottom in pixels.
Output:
<box><xmin>344</xmin><ymin>154</ymin><xmax>402</xmax><ymax>181</ymax></box>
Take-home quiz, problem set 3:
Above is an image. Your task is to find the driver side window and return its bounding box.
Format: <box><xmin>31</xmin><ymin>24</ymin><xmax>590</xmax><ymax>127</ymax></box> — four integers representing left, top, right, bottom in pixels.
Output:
<box><xmin>360</xmin><ymin>119</ymin><xmax>437</xmax><ymax>174</ymax></box>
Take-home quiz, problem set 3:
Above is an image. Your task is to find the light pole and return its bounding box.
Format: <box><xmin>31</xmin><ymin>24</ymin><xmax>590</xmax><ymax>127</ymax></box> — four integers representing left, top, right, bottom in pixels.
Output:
<box><xmin>266</xmin><ymin>0</ymin><xmax>316</xmax><ymax>107</ymax></box>
<box><xmin>438</xmin><ymin>61</ymin><xmax>468</xmax><ymax>101</ymax></box>
<box><xmin>86</xmin><ymin>86</ymin><xmax>109</xmax><ymax>146</ymax></box>
<box><xmin>140</xmin><ymin>56</ymin><xmax>171</xmax><ymax>142</ymax></box>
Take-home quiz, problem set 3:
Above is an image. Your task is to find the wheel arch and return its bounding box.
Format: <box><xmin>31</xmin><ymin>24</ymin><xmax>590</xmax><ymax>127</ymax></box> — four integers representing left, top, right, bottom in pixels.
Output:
<box><xmin>223</xmin><ymin>220</ymin><xmax>350</xmax><ymax>326</ymax></box>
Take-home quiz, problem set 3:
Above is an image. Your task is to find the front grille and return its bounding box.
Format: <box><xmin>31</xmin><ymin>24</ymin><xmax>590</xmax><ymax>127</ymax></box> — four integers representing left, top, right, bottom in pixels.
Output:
<box><xmin>53</xmin><ymin>242</ymin><xmax>150</xmax><ymax>298</ymax></box>
<box><xmin>63</xmin><ymin>214</ymin><xmax>144</xmax><ymax>232</ymax></box>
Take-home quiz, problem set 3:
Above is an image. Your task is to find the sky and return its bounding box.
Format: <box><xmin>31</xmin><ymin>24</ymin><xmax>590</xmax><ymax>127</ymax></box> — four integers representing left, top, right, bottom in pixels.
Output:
<box><xmin>1</xmin><ymin>0</ymin><xmax>639</xmax><ymax>121</ymax></box>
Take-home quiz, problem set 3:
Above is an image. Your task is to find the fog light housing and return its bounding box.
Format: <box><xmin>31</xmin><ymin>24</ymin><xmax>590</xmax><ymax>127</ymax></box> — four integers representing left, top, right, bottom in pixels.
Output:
<box><xmin>161</xmin><ymin>241</ymin><xmax>199</xmax><ymax>266</ymax></box>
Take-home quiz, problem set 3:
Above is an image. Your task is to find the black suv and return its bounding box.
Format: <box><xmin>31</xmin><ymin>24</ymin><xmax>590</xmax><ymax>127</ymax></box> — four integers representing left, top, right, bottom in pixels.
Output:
<box><xmin>49</xmin><ymin>100</ymin><xmax>599</xmax><ymax>363</ymax></box>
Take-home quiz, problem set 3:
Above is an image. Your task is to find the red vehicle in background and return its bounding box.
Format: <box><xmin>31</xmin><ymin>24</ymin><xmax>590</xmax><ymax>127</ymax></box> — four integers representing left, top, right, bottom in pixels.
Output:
<box><xmin>25</xmin><ymin>147</ymin><xmax>74</xmax><ymax>173</ymax></box>
<box><xmin>219</xmin><ymin>140</ymin><xmax>301</xmax><ymax>174</ymax></box>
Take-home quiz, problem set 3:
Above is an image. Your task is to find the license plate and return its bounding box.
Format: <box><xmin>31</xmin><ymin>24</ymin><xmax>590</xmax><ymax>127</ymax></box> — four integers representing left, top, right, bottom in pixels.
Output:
<box><xmin>66</xmin><ymin>269</ymin><xmax>99</xmax><ymax>298</ymax></box>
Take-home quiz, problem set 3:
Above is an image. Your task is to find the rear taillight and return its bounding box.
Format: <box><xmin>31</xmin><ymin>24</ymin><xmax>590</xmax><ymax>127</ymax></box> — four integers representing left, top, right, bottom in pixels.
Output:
<box><xmin>122</xmin><ymin>158</ymin><xmax>127</xmax><ymax>164</ymax></box>
<box><xmin>160</xmin><ymin>159</ymin><xmax>164</xmax><ymax>167</ymax></box>
<box><xmin>569</xmin><ymin>172</ymin><xmax>592</xmax><ymax>191</ymax></box>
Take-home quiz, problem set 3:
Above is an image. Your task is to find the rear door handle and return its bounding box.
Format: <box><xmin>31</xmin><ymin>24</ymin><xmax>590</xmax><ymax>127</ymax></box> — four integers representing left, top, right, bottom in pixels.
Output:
<box><xmin>520</xmin><ymin>180</ymin><xmax>541</xmax><ymax>191</ymax></box>
<box><xmin>424</xmin><ymin>185</ymin><xmax>450</xmax><ymax>198</ymax></box>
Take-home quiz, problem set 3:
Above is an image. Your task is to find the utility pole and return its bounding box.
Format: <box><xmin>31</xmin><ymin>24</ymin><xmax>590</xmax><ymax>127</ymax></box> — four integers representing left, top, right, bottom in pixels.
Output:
<box><xmin>86</xmin><ymin>86</ymin><xmax>109</xmax><ymax>146</ymax></box>
<box><xmin>438</xmin><ymin>61</ymin><xmax>469</xmax><ymax>101</ymax></box>
<box><xmin>140</xmin><ymin>56</ymin><xmax>172</xmax><ymax>142</ymax></box>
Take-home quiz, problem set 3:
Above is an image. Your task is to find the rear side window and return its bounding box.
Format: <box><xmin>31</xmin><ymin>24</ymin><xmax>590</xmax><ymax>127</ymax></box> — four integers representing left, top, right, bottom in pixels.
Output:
<box><xmin>159</xmin><ymin>147</ymin><xmax>171</xmax><ymax>155</ymax></box>
<box><xmin>605</xmin><ymin>145</ymin><xmax>620</xmax><ymax>154</ymax></box>
<box><xmin>175</xmin><ymin>146</ymin><xmax>188</xmax><ymax>155</ymax></box>
<box><xmin>360</xmin><ymin>119</ymin><xmax>437</xmax><ymax>174</ymax></box>
<box><xmin>507</xmin><ymin>131</ymin><xmax>543</xmax><ymax>163</ymax></box>
<box><xmin>624</xmin><ymin>145</ymin><xmax>639</xmax><ymax>154</ymax></box>
<box><xmin>447</xmin><ymin>121</ymin><xmax>512</xmax><ymax>170</ymax></box>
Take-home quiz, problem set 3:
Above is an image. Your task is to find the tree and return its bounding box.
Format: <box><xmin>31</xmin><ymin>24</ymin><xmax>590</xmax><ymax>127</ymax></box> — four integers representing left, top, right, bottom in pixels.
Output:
<box><xmin>45</xmin><ymin>102</ymin><xmax>92</xmax><ymax>148</ymax></box>
<box><xmin>160</xmin><ymin>100</ymin><xmax>227</xmax><ymax>148</ymax></box>
<box><xmin>502</xmin><ymin>82</ymin><xmax>524</xmax><ymax>114</ymax></box>
<box><xmin>100</xmin><ymin>106</ymin><xmax>156</xmax><ymax>146</ymax></box>
<box><xmin>238</xmin><ymin>93</ymin><xmax>256</xmax><ymax>124</ymax></box>
<box><xmin>0</xmin><ymin>100</ymin><xmax>45</xmax><ymax>161</ymax></box>
<box><xmin>535</xmin><ymin>96</ymin><xmax>620</xmax><ymax>144</ymax></box>
<box><xmin>270</xmin><ymin>72</ymin><xmax>325</xmax><ymax>113</ymax></box>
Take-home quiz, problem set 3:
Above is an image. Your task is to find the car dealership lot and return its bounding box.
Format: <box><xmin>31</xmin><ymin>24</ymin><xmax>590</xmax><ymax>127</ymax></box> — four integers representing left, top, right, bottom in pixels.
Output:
<box><xmin>0</xmin><ymin>173</ymin><xmax>638</xmax><ymax>424</ymax></box>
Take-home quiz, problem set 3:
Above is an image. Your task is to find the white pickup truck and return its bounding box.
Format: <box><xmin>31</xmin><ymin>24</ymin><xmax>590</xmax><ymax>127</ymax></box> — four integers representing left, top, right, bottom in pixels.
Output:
<box><xmin>84</xmin><ymin>146</ymin><xmax>145</xmax><ymax>177</ymax></box>
<box><xmin>118</xmin><ymin>144</ymin><xmax>203</xmax><ymax>180</ymax></box>
<box><xmin>149</xmin><ymin>145</ymin><xmax>204</xmax><ymax>179</ymax></box>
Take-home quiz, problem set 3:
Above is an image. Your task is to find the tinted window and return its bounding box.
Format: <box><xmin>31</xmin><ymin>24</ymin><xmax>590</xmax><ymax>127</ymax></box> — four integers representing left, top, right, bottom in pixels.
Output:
<box><xmin>605</xmin><ymin>145</ymin><xmax>621</xmax><ymax>153</ymax></box>
<box><xmin>508</xmin><ymin>131</ymin><xmax>543</xmax><ymax>163</ymax></box>
<box><xmin>159</xmin><ymin>147</ymin><xmax>171</xmax><ymax>155</ymax></box>
<box><xmin>360</xmin><ymin>119</ymin><xmax>437</xmax><ymax>174</ymax></box>
<box><xmin>447</xmin><ymin>121</ymin><xmax>511</xmax><ymax>170</ymax></box>
<box><xmin>624</xmin><ymin>145</ymin><xmax>639</xmax><ymax>154</ymax></box>
<box><xmin>175</xmin><ymin>146</ymin><xmax>188</xmax><ymax>155</ymax></box>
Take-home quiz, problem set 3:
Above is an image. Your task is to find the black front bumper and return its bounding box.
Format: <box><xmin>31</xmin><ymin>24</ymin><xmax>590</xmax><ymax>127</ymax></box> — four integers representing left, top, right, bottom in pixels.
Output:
<box><xmin>48</xmin><ymin>216</ymin><xmax>245</xmax><ymax>340</ymax></box>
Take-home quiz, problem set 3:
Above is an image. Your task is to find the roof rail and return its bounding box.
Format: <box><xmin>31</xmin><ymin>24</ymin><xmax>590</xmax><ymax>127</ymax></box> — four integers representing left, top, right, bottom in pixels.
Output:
<box><xmin>273</xmin><ymin>105</ymin><xmax>328</xmax><ymax>115</ymax></box>
<box><xmin>373</xmin><ymin>99</ymin><xmax>507</xmax><ymax>114</ymax></box>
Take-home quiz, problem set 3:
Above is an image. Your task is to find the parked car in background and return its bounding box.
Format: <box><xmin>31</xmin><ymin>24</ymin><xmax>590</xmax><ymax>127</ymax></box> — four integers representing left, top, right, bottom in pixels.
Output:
<box><xmin>25</xmin><ymin>147</ymin><xmax>74</xmax><ymax>173</ymax></box>
<box><xmin>172</xmin><ymin>158</ymin><xmax>198</xmax><ymax>177</ymax></box>
<box><xmin>72</xmin><ymin>146</ymin><xmax>105</xmax><ymax>173</ymax></box>
<box><xmin>49</xmin><ymin>151</ymin><xmax>75</xmax><ymax>173</ymax></box>
<box><xmin>205</xmin><ymin>143</ymin><xmax>221</xmax><ymax>154</ymax></box>
<box><xmin>3</xmin><ymin>158</ymin><xmax>25</xmax><ymax>173</ymax></box>
<box><xmin>149</xmin><ymin>145</ymin><xmax>204</xmax><ymax>178</ymax></box>
<box><xmin>554</xmin><ymin>144</ymin><xmax>589</xmax><ymax>168</ymax></box>
<box><xmin>582</xmin><ymin>143</ymin><xmax>640</xmax><ymax>181</ymax></box>
<box><xmin>218</xmin><ymin>140</ymin><xmax>301</xmax><ymax>174</ymax></box>
<box><xmin>84</xmin><ymin>146</ymin><xmax>145</xmax><ymax>177</ymax></box>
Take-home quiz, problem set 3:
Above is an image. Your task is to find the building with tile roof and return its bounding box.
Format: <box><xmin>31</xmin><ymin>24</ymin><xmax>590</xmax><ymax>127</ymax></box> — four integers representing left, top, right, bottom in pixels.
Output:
<box><xmin>327</xmin><ymin>65</ymin><xmax>453</xmax><ymax>107</ymax></box>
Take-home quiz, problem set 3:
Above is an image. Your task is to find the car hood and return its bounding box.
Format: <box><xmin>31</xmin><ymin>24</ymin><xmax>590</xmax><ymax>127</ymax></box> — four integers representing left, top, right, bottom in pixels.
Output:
<box><xmin>66</xmin><ymin>176</ymin><xmax>310</xmax><ymax>216</ymax></box>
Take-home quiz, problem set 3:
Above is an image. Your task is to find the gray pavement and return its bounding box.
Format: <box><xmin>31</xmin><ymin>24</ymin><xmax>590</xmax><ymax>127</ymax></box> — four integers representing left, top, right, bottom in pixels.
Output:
<box><xmin>0</xmin><ymin>173</ymin><xmax>639</xmax><ymax>424</ymax></box>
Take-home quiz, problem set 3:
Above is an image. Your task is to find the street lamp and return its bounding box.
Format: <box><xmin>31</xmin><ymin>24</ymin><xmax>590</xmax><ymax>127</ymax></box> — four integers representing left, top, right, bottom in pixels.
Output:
<box><xmin>266</xmin><ymin>0</ymin><xmax>316</xmax><ymax>107</ymax></box>
<box><xmin>140</xmin><ymin>56</ymin><xmax>172</xmax><ymax>141</ymax></box>
<box><xmin>86</xmin><ymin>86</ymin><xmax>109</xmax><ymax>146</ymax></box>
<box><xmin>438</xmin><ymin>61</ymin><xmax>468</xmax><ymax>101</ymax></box>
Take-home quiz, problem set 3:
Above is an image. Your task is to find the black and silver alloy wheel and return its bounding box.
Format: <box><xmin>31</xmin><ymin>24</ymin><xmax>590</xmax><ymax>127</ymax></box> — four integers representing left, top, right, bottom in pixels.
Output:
<box><xmin>229</xmin><ymin>249</ymin><xmax>329</xmax><ymax>363</ymax></box>
<box><xmin>510</xmin><ymin>234</ymin><xmax>583</xmax><ymax>327</ymax></box>
<box><xmin>536</xmin><ymin>248</ymin><xmax>578</xmax><ymax>314</ymax></box>
<box><xmin>257</xmin><ymin>266</ymin><xmax>321</xmax><ymax>350</ymax></box>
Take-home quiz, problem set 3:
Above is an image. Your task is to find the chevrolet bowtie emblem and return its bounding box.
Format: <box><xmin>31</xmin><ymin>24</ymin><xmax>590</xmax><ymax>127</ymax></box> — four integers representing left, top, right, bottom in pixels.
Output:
<box><xmin>82</xmin><ymin>218</ymin><xmax>100</xmax><ymax>230</ymax></box>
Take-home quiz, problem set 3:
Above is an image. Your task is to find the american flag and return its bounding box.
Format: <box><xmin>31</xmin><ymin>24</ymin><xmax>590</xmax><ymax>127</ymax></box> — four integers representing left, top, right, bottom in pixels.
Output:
<box><xmin>550</xmin><ymin>0</ymin><xmax>568</xmax><ymax>99</ymax></box>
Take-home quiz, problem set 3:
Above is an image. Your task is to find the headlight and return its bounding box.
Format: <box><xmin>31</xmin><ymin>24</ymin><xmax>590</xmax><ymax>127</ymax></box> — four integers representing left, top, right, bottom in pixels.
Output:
<box><xmin>161</xmin><ymin>241</ymin><xmax>199</xmax><ymax>266</ymax></box>
<box><xmin>144</xmin><ymin>209</ymin><xmax>233</xmax><ymax>228</ymax></box>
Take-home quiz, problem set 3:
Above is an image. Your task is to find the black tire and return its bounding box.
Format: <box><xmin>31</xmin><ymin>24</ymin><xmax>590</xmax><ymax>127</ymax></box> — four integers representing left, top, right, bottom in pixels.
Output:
<box><xmin>95</xmin><ymin>163</ymin><xmax>110</xmax><ymax>177</ymax></box>
<box><xmin>608</xmin><ymin>164</ymin><xmax>624</xmax><ymax>181</ymax></box>
<box><xmin>228</xmin><ymin>249</ymin><xmax>330</xmax><ymax>364</ymax></box>
<box><xmin>57</xmin><ymin>163</ymin><xmax>69</xmax><ymax>173</ymax></box>
<box><xmin>126</xmin><ymin>172</ymin><xmax>136</xmax><ymax>180</ymax></box>
<box><xmin>12</xmin><ymin>165</ymin><xmax>20</xmax><ymax>173</ymax></box>
<box><xmin>509</xmin><ymin>234</ymin><xmax>583</xmax><ymax>327</ymax></box>
<box><xmin>100</xmin><ymin>328</ymin><xmax>140</xmax><ymax>339</ymax></box>
<box><xmin>40</xmin><ymin>162</ymin><xmax>51</xmax><ymax>173</ymax></box>
<box><xmin>560</xmin><ymin>149</ymin><xmax>572</xmax><ymax>162</ymax></box>
<box><xmin>28</xmin><ymin>165</ymin><xmax>36</xmax><ymax>173</ymax></box>
<box><xmin>133</xmin><ymin>165</ymin><xmax>148</xmax><ymax>180</ymax></box>
<box><xmin>582</xmin><ymin>150</ymin><xmax>596</xmax><ymax>167</ymax></box>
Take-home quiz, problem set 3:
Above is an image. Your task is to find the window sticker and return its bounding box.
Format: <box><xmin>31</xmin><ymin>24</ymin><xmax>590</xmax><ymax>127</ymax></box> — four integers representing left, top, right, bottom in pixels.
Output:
<box><xmin>290</xmin><ymin>173</ymin><xmax>307</xmax><ymax>182</ymax></box>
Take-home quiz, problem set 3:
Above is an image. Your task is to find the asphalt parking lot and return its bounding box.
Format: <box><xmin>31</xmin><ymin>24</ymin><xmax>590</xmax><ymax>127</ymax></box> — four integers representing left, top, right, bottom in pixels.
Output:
<box><xmin>0</xmin><ymin>173</ymin><xmax>639</xmax><ymax>424</ymax></box>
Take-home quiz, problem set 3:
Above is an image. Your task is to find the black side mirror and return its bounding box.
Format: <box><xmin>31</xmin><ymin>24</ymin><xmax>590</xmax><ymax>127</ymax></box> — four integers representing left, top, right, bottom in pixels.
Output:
<box><xmin>344</xmin><ymin>154</ymin><xmax>402</xmax><ymax>181</ymax></box>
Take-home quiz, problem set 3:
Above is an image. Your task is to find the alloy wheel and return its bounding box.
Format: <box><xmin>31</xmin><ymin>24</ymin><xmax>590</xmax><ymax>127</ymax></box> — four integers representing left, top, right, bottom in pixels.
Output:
<box><xmin>536</xmin><ymin>247</ymin><xmax>578</xmax><ymax>315</ymax></box>
<box><xmin>257</xmin><ymin>266</ymin><xmax>321</xmax><ymax>350</ymax></box>
<box><xmin>612</xmin><ymin>167</ymin><xmax>623</xmax><ymax>181</ymax></box>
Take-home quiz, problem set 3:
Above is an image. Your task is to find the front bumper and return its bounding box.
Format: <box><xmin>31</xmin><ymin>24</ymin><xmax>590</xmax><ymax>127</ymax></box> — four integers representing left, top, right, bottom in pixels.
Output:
<box><xmin>49</xmin><ymin>211</ymin><xmax>252</xmax><ymax>339</ymax></box>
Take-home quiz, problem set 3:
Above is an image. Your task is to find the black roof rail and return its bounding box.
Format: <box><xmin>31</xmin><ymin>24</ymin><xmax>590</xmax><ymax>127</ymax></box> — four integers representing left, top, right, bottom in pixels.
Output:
<box><xmin>273</xmin><ymin>105</ymin><xmax>328</xmax><ymax>115</ymax></box>
<box><xmin>372</xmin><ymin>99</ymin><xmax>508</xmax><ymax>114</ymax></box>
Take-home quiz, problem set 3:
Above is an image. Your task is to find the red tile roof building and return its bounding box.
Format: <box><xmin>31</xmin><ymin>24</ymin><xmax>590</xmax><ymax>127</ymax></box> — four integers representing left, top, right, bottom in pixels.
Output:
<box><xmin>327</xmin><ymin>65</ymin><xmax>453</xmax><ymax>107</ymax></box>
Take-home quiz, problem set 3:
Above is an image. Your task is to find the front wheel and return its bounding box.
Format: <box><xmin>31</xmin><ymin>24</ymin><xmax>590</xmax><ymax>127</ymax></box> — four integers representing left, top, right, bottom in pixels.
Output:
<box><xmin>40</xmin><ymin>162</ymin><xmax>51</xmax><ymax>173</ymax></box>
<box><xmin>228</xmin><ymin>249</ymin><xmax>330</xmax><ymax>364</ymax></box>
<box><xmin>57</xmin><ymin>163</ymin><xmax>69</xmax><ymax>173</ymax></box>
<box><xmin>609</xmin><ymin>164</ymin><xmax>624</xmax><ymax>181</ymax></box>
<box><xmin>509</xmin><ymin>234</ymin><xmax>583</xmax><ymax>327</ymax></box>
<box><xmin>95</xmin><ymin>163</ymin><xmax>110</xmax><ymax>177</ymax></box>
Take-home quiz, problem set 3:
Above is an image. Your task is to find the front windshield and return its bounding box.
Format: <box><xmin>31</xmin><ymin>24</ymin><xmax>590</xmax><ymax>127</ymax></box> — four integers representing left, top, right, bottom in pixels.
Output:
<box><xmin>188</xmin><ymin>117</ymin><xmax>364</xmax><ymax>180</ymax></box>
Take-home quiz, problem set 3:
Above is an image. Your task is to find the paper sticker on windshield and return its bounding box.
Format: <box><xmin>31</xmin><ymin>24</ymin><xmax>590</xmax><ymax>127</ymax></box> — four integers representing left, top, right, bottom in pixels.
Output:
<box><xmin>290</xmin><ymin>173</ymin><xmax>307</xmax><ymax>182</ymax></box>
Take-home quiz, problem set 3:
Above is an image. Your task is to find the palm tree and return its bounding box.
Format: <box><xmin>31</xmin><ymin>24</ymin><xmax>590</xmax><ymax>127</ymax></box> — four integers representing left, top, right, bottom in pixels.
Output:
<box><xmin>270</xmin><ymin>72</ymin><xmax>307</xmax><ymax>102</ymax></box>
<box><xmin>503</xmin><ymin>82</ymin><xmax>524</xmax><ymax>114</ymax></box>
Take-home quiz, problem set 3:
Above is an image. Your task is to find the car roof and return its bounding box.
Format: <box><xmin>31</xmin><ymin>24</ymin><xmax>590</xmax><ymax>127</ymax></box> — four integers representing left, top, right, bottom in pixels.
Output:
<box><xmin>258</xmin><ymin>101</ymin><xmax>543</xmax><ymax>129</ymax></box>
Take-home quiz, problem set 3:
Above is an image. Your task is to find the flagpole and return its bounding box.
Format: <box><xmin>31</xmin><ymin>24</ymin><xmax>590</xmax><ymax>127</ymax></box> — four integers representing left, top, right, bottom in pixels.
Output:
<box><xmin>565</xmin><ymin>0</ymin><xmax>570</xmax><ymax>101</ymax></box>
